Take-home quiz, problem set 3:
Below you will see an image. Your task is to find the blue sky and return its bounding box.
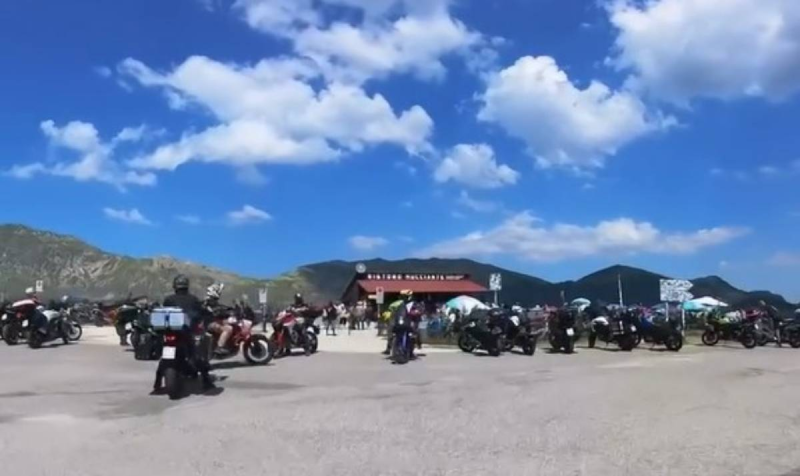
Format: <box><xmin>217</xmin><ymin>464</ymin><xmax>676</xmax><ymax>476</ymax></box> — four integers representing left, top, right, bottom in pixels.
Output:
<box><xmin>1</xmin><ymin>0</ymin><xmax>799</xmax><ymax>300</ymax></box>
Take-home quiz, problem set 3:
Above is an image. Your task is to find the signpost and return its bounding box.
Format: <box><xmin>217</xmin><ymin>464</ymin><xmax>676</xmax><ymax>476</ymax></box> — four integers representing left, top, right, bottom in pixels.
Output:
<box><xmin>659</xmin><ymin>279</ymin><xmax>694</xmax><ymax>336</ymax></box>
<box><xmin>35</xmin><ymin>280</ymin><xmax>44</xmax><ymax>294</ymax></box>
<box><xmin>489</xmin><ymin>273</ymin><xmax>502</xmax><ymax>305</ymax></box>
<box><xmin>258</xmin><ymin>288</ymin><xmax>268</xmax><ymax>305</ymax></box>
<box><xmin>375</xmin><ymin>286</ymin><xmax>385</xmax><ymax>305</ymax></box>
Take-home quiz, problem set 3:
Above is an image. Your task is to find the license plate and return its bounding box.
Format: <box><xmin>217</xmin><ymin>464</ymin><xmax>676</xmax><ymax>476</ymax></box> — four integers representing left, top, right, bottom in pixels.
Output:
<box><xmin>566</xmin><ymin>328</ymin><xmax>575</xmax><ymax>337</ymax></box>
<box><xmin>162</xmin><ymin>346</ymin><xmax>176</xmax><ymax>360</ymax></box>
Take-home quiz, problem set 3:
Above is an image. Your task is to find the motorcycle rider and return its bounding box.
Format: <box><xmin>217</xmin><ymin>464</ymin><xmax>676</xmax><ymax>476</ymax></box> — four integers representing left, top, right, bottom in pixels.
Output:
<box><xmin>383</xmin><ymin>290</ymin><xmax>421</xmax><ymax>356</ymax></box>
<box><xmin>205</xmin><ymin>283</ymin><xmax>234</xmax><ymax>357</ymax></box>
<box><xmin>759</xmin><ymin>300</ymin><xmax>782</xmax><ymax>346</ymax></box>
<box><xmin>153</xmin><ymin>275</ymin><xmax>215</xmax><ymax>393</ymax></box>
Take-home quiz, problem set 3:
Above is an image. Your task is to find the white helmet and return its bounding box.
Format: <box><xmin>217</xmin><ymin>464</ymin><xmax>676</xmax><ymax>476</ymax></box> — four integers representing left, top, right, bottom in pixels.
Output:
<box><xmin>25</xmin><ymin>287</ymin><xmax>35</xmax><ymax>296</ymax></box>
<box><xmin>206</xmin><ymin>283</ymin><xmax>224</xmax><ymax>300</ymax></box>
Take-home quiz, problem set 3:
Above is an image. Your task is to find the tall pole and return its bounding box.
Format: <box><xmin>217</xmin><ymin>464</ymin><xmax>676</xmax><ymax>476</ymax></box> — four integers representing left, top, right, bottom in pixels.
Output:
<box><xmin>618</xmin><ymin>274</ymin><xmax>624</xmax><ymax>307</ymax></box>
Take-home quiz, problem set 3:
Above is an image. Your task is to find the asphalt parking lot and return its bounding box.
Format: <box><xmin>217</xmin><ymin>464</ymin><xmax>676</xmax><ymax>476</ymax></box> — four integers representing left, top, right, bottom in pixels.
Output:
<box><xmin>2</xmin><ymin>333</ymin><xmax>800</xmax><ymax>476</ymax></box>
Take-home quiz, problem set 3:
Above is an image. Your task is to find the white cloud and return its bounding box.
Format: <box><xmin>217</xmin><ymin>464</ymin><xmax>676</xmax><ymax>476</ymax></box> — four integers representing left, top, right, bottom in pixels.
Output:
<box><xmin>94</xmin><ymin>66</ymin><xmax>112</xmax><ymax>78</ymax></box>
<box><xmin>478</xmin><ymin>56</ymin><xmax>670</xmax><ymax>170</ymax></box>
<box><xmin>608</xmin><ymin>0</ymin><xmax>800</xmax><ymax>104</ymax></box>
<box><xmin>103</xmin><ymin>207</ymin><xmax>153</xmax><ymax>226</ymax></box>
<box><xmin>758</xmin><ymin>165</ymin><xmax>780</xmax><ymax>176</ymax></box>
<box><xmin>233</xmin><ymin>0</ymin><xmax>485</xmax><ymax>83</ymax></box>
<box><xmin>417</xmin><ymin>212</ymin><xmax>748</xmax><ymax>262</ymax></box>
<box><xmin>176</xmin><ymin>215</ymin><xmax>202</xmax><ymax>225</ymax></box>
<box><xmin>120</xmin><ymin>56</ymin><xmax>433</xmax><ymax>172</ymax></box>
<box><xmin>6</xmin><ymin>120</ymin><xmax>156</xmax><ymax>189</ymax></box>
<box><xmin>113</xmin><ymin>125</ymin><xmax>149</xmax><ymax>144</ymax></box>
<box><xmin>456</xmin><ymin>191</ymin><xmax>500</xmax><ymax>213</ymax></box>
<box><xmin>227</xmin><ymin>204</ymin><xmax>272</xmax><ymax>225</ymax></box>
<box><xmin>434</xmin><ymin>143</ymin><xmax>519</xmax><ymax>189</ymax></box>
<box><xmin>235</xmin><ymin>165</ymin><xmax>269</xmax><ymax>186</ymax></box>
<box><xmin>349</xmin><ymin>235</ymin><xmax>389</xmax><ymax>251</ymax></box>
<box><xmin>767</xmin><ymin>252</ymin><xmax>800</xmax><ymax>267</ymax></box>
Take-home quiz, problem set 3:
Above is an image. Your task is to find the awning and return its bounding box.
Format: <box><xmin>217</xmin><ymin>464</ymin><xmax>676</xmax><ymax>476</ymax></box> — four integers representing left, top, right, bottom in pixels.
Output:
<box><xmin>357</xmin><ymin>279</ymin><xmax>487</xmax><ymax>294</ymax></box>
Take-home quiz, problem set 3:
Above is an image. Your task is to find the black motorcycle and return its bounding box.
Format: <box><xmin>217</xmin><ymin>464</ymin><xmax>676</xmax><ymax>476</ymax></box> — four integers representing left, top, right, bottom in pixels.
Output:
<box><xmin>389</xmin><ymin>315</ymin><xmax>416</xmax><ymax>364</ymax></box>
<box><xmin>28</xmin><ymin>310</ymin><xmax>72</xmax><ymax>349</ymax></box>
<box><xmin>637</xmin><ymin>315</ymin><xmax>683</xmax><ymax>351</ymax></box>
<box><xmin>151</xmin><ymin>309</ymin><xmax>208</xmax><ymax>400</ymax></box>
<box><xmin>701</xmin><ymin>312</ymin><xmax>744</xmax><ymax>346</ymax></box>
<box><xmin>548</xmin><ymin>309</ymin><xmax>577</xmax><ymax>354</ymax></box>
<box><xmin>1</xmin><ymin>309</ymin><xmax>26</xmax><ymax>345</ymax></box>
<box><xmin>131</xmin><ymin>310</ymin><xmax>162</xmax><ymax>361</ymax></box>
<box><xmin>456</xmin><ymin>311</ymin><xmax>504</xmax><ymax>357</ymax></box>
<box><xmin>587</xmin><ymin>311</ymin><xmax>638</xmax><ymax>351</ymax></box>
<box><xmin>502</xmin><ymin>313</ymin><xmax>540</xmax><ymax>356</ymax></box>
<box><xmin>780</xmin><ymin>319</ymin><xmax>800</xmax><ymax>348</ymax></box>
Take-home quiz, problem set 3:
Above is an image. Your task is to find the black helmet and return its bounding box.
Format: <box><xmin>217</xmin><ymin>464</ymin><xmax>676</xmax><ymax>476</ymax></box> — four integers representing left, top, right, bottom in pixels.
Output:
<box><xmin>173</xmin><ymin>275</ymin><xmax>190</xmax><ymax>291</ymax></box>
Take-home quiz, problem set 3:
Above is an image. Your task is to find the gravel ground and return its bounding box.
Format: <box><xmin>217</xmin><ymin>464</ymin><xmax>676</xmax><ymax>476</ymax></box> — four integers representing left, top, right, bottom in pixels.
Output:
<box><xmin>1</xmin><ymin>334</ymin><xmax>800</xmax><ymax>476</ymax></box>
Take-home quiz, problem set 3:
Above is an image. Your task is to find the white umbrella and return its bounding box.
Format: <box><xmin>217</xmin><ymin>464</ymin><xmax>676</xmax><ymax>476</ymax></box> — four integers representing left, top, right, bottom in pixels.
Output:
<box><xmin>687</xmin><ymin>296</ymin><xmax>729</xmax><ymax>308</ymax></box>
<box><xmin>445</xmin><ymin>295</ymin><xmax>489</xmax><ymax>315</ymax></box>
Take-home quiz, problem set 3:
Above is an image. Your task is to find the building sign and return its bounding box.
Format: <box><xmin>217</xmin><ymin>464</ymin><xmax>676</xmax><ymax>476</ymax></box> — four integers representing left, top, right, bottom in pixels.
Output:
<box><xmin>659</xmin><ymin>279</ymin><xmax>694</xmax><ymax>303</ymax></box>
<box><xmin>365</xmin><ymin>273</ymin><xmax>468</xmax><ymax>281</ymax></box>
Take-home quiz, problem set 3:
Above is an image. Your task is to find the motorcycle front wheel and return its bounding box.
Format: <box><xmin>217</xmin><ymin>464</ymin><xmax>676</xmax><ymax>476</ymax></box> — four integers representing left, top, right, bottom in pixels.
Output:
<box><xmin>701</xmin><ymin>330</ymin><xmax>719</xmax><ymax>346</ymax></box>
<box><xmin>244</xmin><ymin>335</ymin><xmax>274</xmax><ymax>365</ymax></box>
<box><xmin>457</xmin><ymin>334</ymin><xmax>476</xmax><ymax>353</ymax></box>
<box><xmin>2</xmin><ymin>324</ymin><xmax>19</xmax><ymax>346</ymax></box>
<box><xmin>618</xmin><ymin>335</ymin><xmax>634</xmax><ymax>352</ymax></box>
<box><xmin>665</xmin><ymin>333</ymin><xmax>683</xmax><ymax>351</ymax></box>
<box><xmin>789</xmin><ymin>332</ymin><xmax>800</xmax><ymax>349</ymax></box>
<box><xmin>741</xmin><ymin>331</ymin><xmax>757</xmax><ymax>349</ymax></box>
<box><xmin>67</xmin><ymin>321</ymin><xmax>83</xmax><ymax>342</ymax></box>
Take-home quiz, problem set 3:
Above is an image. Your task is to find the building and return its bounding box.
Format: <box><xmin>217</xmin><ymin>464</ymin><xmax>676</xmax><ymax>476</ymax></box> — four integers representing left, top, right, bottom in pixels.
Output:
<box><xmin>341</xmin><ymin>270</ymin><xmax>488</xmax><ymax>305</ymax></box>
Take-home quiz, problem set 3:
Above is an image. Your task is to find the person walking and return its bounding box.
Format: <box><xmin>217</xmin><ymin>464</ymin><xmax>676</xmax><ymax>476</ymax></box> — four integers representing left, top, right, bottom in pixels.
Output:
<box><xmin>324</xmin><ymin>301</ymin><xmax>338</xmax><ymax>336</ymax></box>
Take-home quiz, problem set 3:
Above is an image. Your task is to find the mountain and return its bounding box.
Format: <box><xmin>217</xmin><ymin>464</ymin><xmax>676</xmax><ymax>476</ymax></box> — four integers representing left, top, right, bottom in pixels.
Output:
<box><xmin>0</xmin><ymin>224</ymin><xmax>795</xmax><ymax>312</ymax></box>
<box><xmin>0</xmin><ymin>225</ymin><xmax>266</xmax><ymax>303</ymax></box>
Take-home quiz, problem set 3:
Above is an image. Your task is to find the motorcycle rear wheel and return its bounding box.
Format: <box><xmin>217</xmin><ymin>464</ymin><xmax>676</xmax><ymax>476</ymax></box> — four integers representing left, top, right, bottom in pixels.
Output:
<box><xmin>28</xmin><ymin>331</ymin><xmax>43</xmax><ymax>349</ymax></box>
<box><xmin>789</xmin><ymin>332</ymin><xmax>800</xmax><ymax>349</ymax></box>
<box><xmin>618</xmin><ymin>335</ymin><xmax>634</xmax><ymax>352</ymax></box>
<box><xmin>164</xmin><ymin>367</ymin><xmax>182</xmax><ymax>400</ymax></box>
<box><xmin>564</xmin><ymin>337</ymin><xmax>575</xmax><ymax>354</ymax></box>
<box><xmin>391</xmin><ymin>338</ymin><xmax>410</xmax><ymax>364</ymax></box>
<box><xmin>244</xmin><ymin>335</ymin><xmax>274</xmax><ymax>365</ymax></box>
<box><xmin>522</xmin><ymin>342</ymin><xmax>535</xmax><ymax>356</ymax></box>
<box><xmin>701</xmin><ymin>330</ymin><xmax>719</xmax><ymax>346</ymax></box>
<box><xmin>665</xmin><ymin>333</ymin><xmax>683</xmax><ymax>352</ymax></box>
<box><xmin>488</xmin><ymin>336</ymin><xmax>502</xmax><ymax>357</ymax></box>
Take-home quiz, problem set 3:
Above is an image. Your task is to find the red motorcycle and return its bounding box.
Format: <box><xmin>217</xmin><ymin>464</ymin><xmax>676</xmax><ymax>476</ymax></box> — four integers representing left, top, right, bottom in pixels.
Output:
<box><xmin>270</xmin><ymin>310</ymin><xmax>319</xmax><ymax>357</ymax></box>
<box><xmin>209</xmin><ymin>315</ymin><xmax>274</xmax><ymax>365</ymax></box>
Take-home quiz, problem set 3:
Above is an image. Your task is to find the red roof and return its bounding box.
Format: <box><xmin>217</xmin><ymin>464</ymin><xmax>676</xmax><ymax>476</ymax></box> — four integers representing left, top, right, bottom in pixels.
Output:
<box><xmin>357</xmin><ymin>279</ymin><xmax>487</xmax><ymax>294</ymax></box>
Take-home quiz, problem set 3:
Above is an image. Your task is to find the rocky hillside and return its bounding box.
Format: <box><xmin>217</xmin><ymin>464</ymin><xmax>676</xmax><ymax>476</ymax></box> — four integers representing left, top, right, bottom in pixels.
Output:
<box><xmin>0</xmin><ymin>225</ymin><xmax>265</xmax><ymax>303</ymax></box>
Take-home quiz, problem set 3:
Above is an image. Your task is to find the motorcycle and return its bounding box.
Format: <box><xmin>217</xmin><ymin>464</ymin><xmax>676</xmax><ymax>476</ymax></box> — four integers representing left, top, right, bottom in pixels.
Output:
<box><xmin>209</xmin><ymin>314</ymin><xmax>274</xmax><ymax>365</ymax></box>
<box><xmin>455</xmin><ymin>310</ymin><xmax>505</xmax><ymax>357</ymax></box>
<box><xmin>389</xmin><ymin>314</ymin><xmax>416</xmax><ymax>364</ymax></box>
<box><xmin>637</xmin><ymin>315</ymin><xmax>683</xmax><ymax>351</ymax></box>
<box><xmin>130</xmin><ymin>309</ymin><xmax>162</xmax><ymax>361</ymax></box>
<box><xmin>587</xmin><ymin>310</ymin><xmax>638</xmax><ymax>351</ymax></box>
<box><xmin>500</xmin><ymin>312</ymin><xmax>539</xmax><ymax>356</ymax></box>
<box><xmin>271</xmin><ymin>310</ymin><xmax>318</xmax><ymax>357</ymax></box>
<box><xmin>548</xmin><ymin>309</ymin><xmax>577</xmax><ymax>354</ymax></box>
<box><xmin>701</xmin><ymin>311</ymin><xmax>745</xmax><ymax>346</ymax></box>
<box><xmin>28</xmin><ymin>309</ymin><xmax>73</xmax><ymax>349</ymax></box>
<box><xmin>779</xmin><ymin>319</ymin><xmax>800</xmax><ymax>348</ymax></box>
<box><xmin>151</xmin><ymin>307</ymin><xmax>205</xmax><ymax>401</ymax></box>
<box><xmin>2</xmin><ymin>298</ymin><xmax>41</xmax><ymax>345</ymax></box>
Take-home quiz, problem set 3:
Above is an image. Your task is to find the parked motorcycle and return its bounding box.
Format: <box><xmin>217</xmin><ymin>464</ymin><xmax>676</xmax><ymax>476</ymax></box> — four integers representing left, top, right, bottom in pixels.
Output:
<box><xmin>506</xmin><ymin>313</ymin><xmax>540</xmax><ymax>356</ymax></box>
<box><xmin>637</xmin><ymin>315</ymin><xmax>683</xmax><ymax>351</ymax></box>
<box><xmin>28</xmin><ymin>309</ymin><xmax>73</xmax><ymax>349</ymax></box>
<box><xmin>779</xmin><ymin>319</ymin><xmax>800</xmax><ymax>348</ymax></box>
<box><xmin>701</xmin><ymin>311</ymin><xmax>745</xmax><ymax>346</ymax></box>
<box><xmin>587</xmin><ymin>310</ymin><xmax>638</xmax><ymax>351</ymax></box>
<box><xmin>131</xmin><ymin>309</ymin><xmax>162</xmax><ymax>361</ymax></box>
<box><xmin>548</xmin><ymin>309</ymin><xmax>576</xmax><ymax>354</ymax></box>
<box><xmin>455</xmin><ymin>310</ymin><xmax>504</xmax><ymax>357</ymax></box>
<box><xmin>2</xmin><ymin>298</ymin><xmax>40</xmax><ymax>345</ymax></box>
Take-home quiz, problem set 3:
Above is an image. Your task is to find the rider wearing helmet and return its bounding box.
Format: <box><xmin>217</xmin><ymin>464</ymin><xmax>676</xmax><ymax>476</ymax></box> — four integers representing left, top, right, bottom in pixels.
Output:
<box><xmin>383</xmin><ymin>290</ymin><xmax>419</xmax><ymax>355</ymax></box>
<box><xmin>205</xmin><ymin>283</ymin><xmax>234</xmax><ymax>357</ymax></box>
<box><xmin>759</xmin><ymin>300</ymin><xmax>782</xmax><ymax>346</ymax></box>
<box><xmin>154</xmin><ymin>275</ymin><xmax>215</xmax><ymax>392</ymax></box>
